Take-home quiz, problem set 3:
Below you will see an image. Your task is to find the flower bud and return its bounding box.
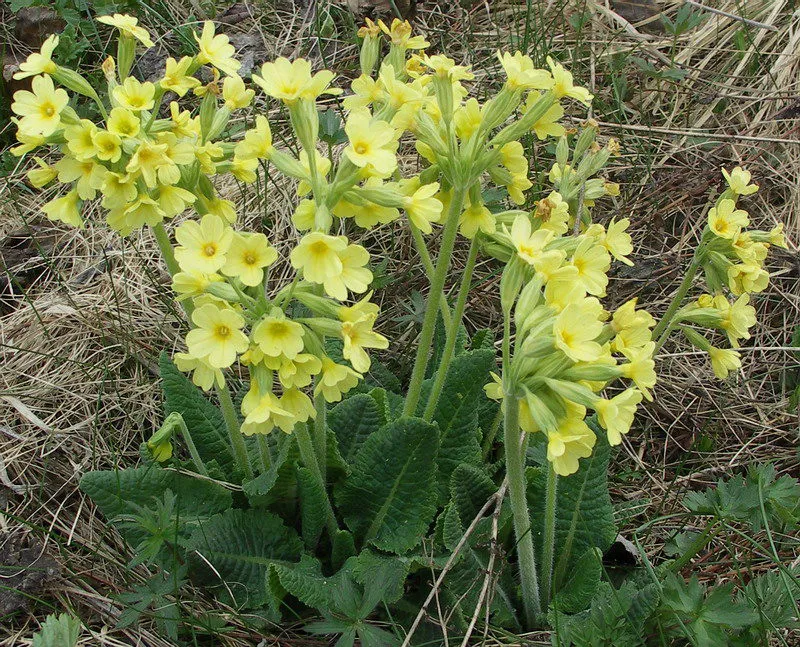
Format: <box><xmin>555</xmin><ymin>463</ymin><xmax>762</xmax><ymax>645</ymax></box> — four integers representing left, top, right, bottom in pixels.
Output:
<box><xmin>269</xmin><ymin>148</ymin><xmax>307</xmax><ymax>179</ymax></box>
<box><xmin>681</xmin><ymin>326</ymin><xmax>712</xmax><ymax>352</ymax></box>
<box><xmin>102</xmin><ymin>56</ymin><xmax>116</xmax><ymax>82</ymax></box>
<box><xmin>146</xmin><ymin>411</ymin><xmax>185</xmax><ymax>462</ymax></box>
<box><xmin>117</xmin><ymin>34</ymin><xmax>136</xmax><ymax>80</ymax></box>
<box><xmin>500</xmin><ymin>257</ymin><xmax>525</xmax><ymax>316</ymax></box>
<box><xmin>543</xmin><ymin>378</ymin><xmax>598</xmax><ymax>407</ymax></box>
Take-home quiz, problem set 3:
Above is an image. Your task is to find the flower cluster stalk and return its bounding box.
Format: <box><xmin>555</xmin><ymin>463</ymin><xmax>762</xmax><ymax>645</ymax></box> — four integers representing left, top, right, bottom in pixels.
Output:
<box><xmin>403</xmin><ymin>185</ymin><xmax>468</xmax><ymax>416</ymax></box>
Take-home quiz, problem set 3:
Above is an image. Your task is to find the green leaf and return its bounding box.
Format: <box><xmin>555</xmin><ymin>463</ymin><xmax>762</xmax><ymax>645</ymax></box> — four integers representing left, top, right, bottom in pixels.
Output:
<box><xmin>159</xmin><ymin>353</ymin><xmax>235</xmax><ymax>476</ymax></box>
<box><xmin>336</xmin><ymin>417</ymin><xmax>439</xmax><ymax>553</ymax></box>
<box><xmin>32</xmin><ymin>613</ymin><xmax>81</xmax><ymax>647</ymax></box>
<box><xmin>552</xmin><ymin>548</ymin><xmax>602</xmax><ymax>613</ymax></box>
<box><xmin>318</xmin><ymin>108</ymin><xmax>347</xmax><ymax>145</ymax></box>
<box><xmin>273</xmin><ymin>554</ymin><xmax>348</xmax><ymax>612</ymax></box>
<box><xmin>449</xmin><ymin>463</ymin><xmax>496</xmax><ymax>526</ymax></box>
<box><xmin>737</xmin><ymin>567</ymin><xmax>800</xmax><ymax>636</ymax></box>
<box><xmin>328</xmin><ymin>394</ymin><xmax>384</xmax><ymax>464</ymax></box>
<box><xmin>332</xmin><ymin>530</ymin><xmax>356</xmax><ymax>571</ymax></box>
<box><xmin>80</xmin><ymin>465</ymin><xmax>231</xmax><ymax>523</ymax></box>
<box><xmin>297</xmin><ymin>466</ymin><xmax>327</xmax><ymax>549</ymax></box>
<box><xmin>528</xmin><ymin>420</ymin><xmax>616</xmax><ymax>594</ymax></box>
<box><xmin>351</xmin><ymin>550</ymin><xmax>410</xmax><ymax>605</ymax></box>
<box><xmin>242</xmin><ymin>434</ymin><xmax>295</xmax><ymax>506</ymax></box>
<box><xmin>430</xmin><ymin>349</ymin><xmax>495</xmax><ymax>498</ymax></box>
<box><xmin>187</xmin><ymin>509</ymin><xmax>302</xmax><ymax>608</ymax></box>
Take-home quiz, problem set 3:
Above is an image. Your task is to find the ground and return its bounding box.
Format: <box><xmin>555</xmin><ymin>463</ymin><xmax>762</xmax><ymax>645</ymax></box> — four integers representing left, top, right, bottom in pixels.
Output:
<box><xmin>0</xmin><ymin>0</ymin><xmax>798</xmax><ymax>644</ymax></box>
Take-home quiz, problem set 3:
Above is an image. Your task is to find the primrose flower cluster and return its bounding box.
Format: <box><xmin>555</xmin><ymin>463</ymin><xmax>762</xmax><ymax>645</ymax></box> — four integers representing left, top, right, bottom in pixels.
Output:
<box><xmin>673</xmin><ymin>167</ymin><xmax>786</xmax><ymax>379</ymax></box>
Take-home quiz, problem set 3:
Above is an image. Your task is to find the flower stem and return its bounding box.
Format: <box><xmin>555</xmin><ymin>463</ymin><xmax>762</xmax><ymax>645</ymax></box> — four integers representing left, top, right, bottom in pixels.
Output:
<box><xmin>152</xmin><ymin>221</ymin><xmax>181</xmax><ymax>277</ymax></box>
<box><xmin>175</xmin><ymin>415</ymin><xmax>208</xmax><ymax>477</ymax></box>
<box><xmin>314</xmin><ymin>392</ymin><xmax>327</xmax><ymax>484</ymax></box>
<box><xmin>409</xmin><ymin>222</ymin><xmax>452</xmax><ymax>331</ymax></box>
<box><xmin>257</xmin><ymin>435</ymin><xmax>272</xmax><ymax>473</ymax></box>
<box><xmin>503</xmin><ymin>392</ymin><xmax>542</xmax><ymax>628</ymax></box>
<box><xmin>403</xmin><ymin>184</ymin><xmax>467</xmax><ymax>416</ymax></box>
<box><xmin>422</xmin><ymin>235</ymin><xmax>479</xmax><ymax>421</ymax></box>
<box><xmin>295</xmin><ymin>422</ymin><xmax>339</xmax><ymax>539</ymax></box>
<box><xmin>651</xmin><ymin>255</ymin><xmax>702</xmax><ymax>352</ymax></box>
<box><xmin>541</xmin><ymin>463</ymin><xmax>558</xmax><ymax>606</ymax></box>
<box><xmin>217</xmin><ymin>385</ymin><xmax>253</xmax><ymax>481</ymax></box>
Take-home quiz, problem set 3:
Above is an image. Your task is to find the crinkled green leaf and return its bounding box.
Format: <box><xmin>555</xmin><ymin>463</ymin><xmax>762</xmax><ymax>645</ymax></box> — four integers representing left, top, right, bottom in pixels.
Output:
<box><xmin>187</xmin><ymin>508</ymin><xmax>302</xmax><ymax>608</ymax></box>
<box><xmin>297</xmin><ymin>466</ymin><xmax>327</xmax><ymax>549</ymax></box>
<box><xmin>328</xmin><ymin>394</ymin><xmax>384</xmax><ymax>464</ymax></box>
<box><xmin>32</xmin><ymin>613</ymin><xmax>80</xmax><ymax>647</ymax></box>
<box><xmin>336</xmin><ymin>416</ymin><xmax>439</xmax><ymax>553</ymax></box>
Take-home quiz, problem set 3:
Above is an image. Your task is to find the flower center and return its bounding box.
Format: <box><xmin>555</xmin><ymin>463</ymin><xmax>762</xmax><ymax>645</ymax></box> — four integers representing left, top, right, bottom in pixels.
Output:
<box><xmin>310</xmin><ymin>240</ymin><xmax>329</xmax><ymax>256</ymax></box>
<box><xmin>203</xmin><ymin>243</ymin><xmax>217</xmax><ymax>257</ymax></box>
<box><xmin>244</xmin><ymin>252</ymin><xmax>257</xmax><ymax>265</ymax></box>
<box><xmin>216</xmin><ymin>325</ymin><xmax>231</xmax><ymax>339</ymax></box>
<box><xmin>41</xmin><ymin>102</ymin><xmax>56</xmax><ymax>118</ymax></box>
<box><xmin>354</xmin><ymin>142</ymin><xmax>368</xmax><ymax>155</ymax></box>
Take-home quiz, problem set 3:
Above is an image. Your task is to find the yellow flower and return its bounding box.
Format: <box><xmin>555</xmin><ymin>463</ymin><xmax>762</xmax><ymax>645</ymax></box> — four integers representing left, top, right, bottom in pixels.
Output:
<box><xmin>97</xmin><ymin>13</ymin><xmax>154</xmax><ymax>47</ymax></box>
<box><xmin>117</xmin><ymin>194</ymin><xmax>166</xmax><ymax>230</ymax></box>
<box><xmin>204</xmin><ymin>196</ymin><xmax>238</xmax><ymax>224</ymax></box>
<box><xmin>594</xmin><ymin>389</ymin><xmax>642</xmax><ymax>445</ymax></box>
<box><xmin>717</xmin><ymin>294</ymin><xmax>756</xmax><ymax>348</ymax></box>
<box><xmin>234</xmin><ymin>115</ymin><xmax>273</xmax><ymax>159</ymax></box>
<box><xmin>768</xmin><ymin>224</ymin><xmax>787</xmax><ymax>248</ymax></box>
<box><xmin>727</xmin><ymin>263</ymin><xmax>769</xmax><ymax>295</ymax></box>
<box><xmin>126</xmin><ymin>140</ymin><xmax>169</xmax><ymax>188</ymax></box>
<box><xmin>278</xmin><ymin>354</ymin><xmax>323</xmax><ymax>389</ymax></box>
<box><xmin>546</xmin><ymin>417</ymin><xmax>596</xmax><ymax>476</ymax></box>
<box><xmin>155</xmin><ymin>184</ymin><xmax>196</xmax><ymax>216</ymax></box>
<box><xmin>107</xmin><ymin>107</ymin><xmax>140</xmax><ymax>138</ymax></box>
<box><xmin>508</xmin><ymin>214</ymin><xmax>554</xmax><ymax>266</ymax></box>
<box><xmin>194</xmin><ymin>21</ymin><xmax>240</xmax><ymax>76</ymax></box>
<box><xmin>315</xmin><ymin>358</ymin><xmax>361</xmax><ymax>403</ymax></box>
<box><xmin>525</xmin><ymin>92</ymin><xmax>565</xmax><ymax>140</ymax></box>
<box><xmin>721</xmin><ymin>166</ymin><xmax>758</xmax><ymax>196</ymax></box>
<box><xmin>11</xmin><ymin>75</ymin><xmax>69</xmax><ymax>136</ymax></box>
<box><xmin>253</xmin><ymin>57</ymin><xmax>336</xmax><ymax>103</ymax></box>
<box><xmin>174</xmin><ymin>352</ymin><xmax>225</xmax><ymax>391</ymax></box>
<box><xmin>534</xmin><ymin>191</ymin><xmax>570</xmax><ymax>236</ymax></box>
<box><xmin>553</xmin><ymin>299</ymin><xmax>604</xmax><ymax>362</ymax></box>
<box><xmin>333</xmin><ymin>193</ymin><xmax>399</xmax><ymax>229</ymax></box>
<box><xmin>10</xmin><ymin>121</ymin><xmax>46</xmax><ymax>156</ymax></box>
<box><xmin>241</xmin><ymin>384</ymin><xmax>291</xmax><ymax>436</ymax></box>
<box><xmin>377</xmin><ymin>18</ymin><xmax>429</xmax><ymax>49</ymax></box>
<box><xmin>570</xmin><ymin>236</ymin><xmax>610</xmax><ymax>296</ymax></box>
<box><xmin>161</xmin><ymin>56</ymin><xmax>201</xmax><ymax>96</ymax></box>
<box><xmin>497</xmin><ymin>51</ymin><xmax>553</xmax><ymax>91</ymax></box>
<box><xmin>611</xmin><ymin>298</ymin><xmax>655</xmax><ymax>352</ymax></box>
<box><xmin>100</xmin><ymin>172</ymin><xmax>137</xmax><ymax>209</ymax></box>
<box><xmin>708</xmin><ymin>199</ymin><xmax>749</xmax><ymax>240</ymax></box>
<box><xmin>63</xmin><ymin>119</ymin><xmax>99</xmax><ymax>160</ymax></box>
<box><xmin>588</xmin><ymin>218</ymin><xmax>634</xmax><ymax>266</ymax></box>
<box><xmin>341</xmin><ymin>312</ymin><xmax>388</xmax><ymax>373</ymax></box>
<box><xmin>223</xmin><ymin>74</ymin><xmax>255</xmax><ymax>109</ymax></box>
<box><xmin>14</xmin><ymin>34</ymin><xmax>59</xmax><ymax>79</ymax></box>
<box><xmin>547</xmin><ymin>57</ymin><xmax>593</xmax><ymax>105</ymax></box>
<box><xmin>185</xmin><ymin>303</ymin><xmax>248</xmax><ymax>368</ymax></box>
<box><xmin>290</xmin><ymin>233</ymin><xmax>347</xmax><ymax>285</ymax></box>
<box><xmin>112</xmin><ymin>77</ymin><xmax>156</xmax><ymax>111</ymax></box>
<box><xmin>92</xmin><ymin>130</ymin><xmax>122</xmax><ymax>162</ymax></box>
<box><xmin>172</xmin><ymin>270</ymin><xmax>214</xmax><ymax>297</ymax></box>
<box><xmin>708</xmin><ymin>347</ymin><xmax>741</xmax><ymax>380</ymax></box>
<box><xmin>324</xmin><ymin>243</ymin><xmax>373</xmax><ymax>301</ymax></box>
<box><xmin>26</xmin><ymin>157</ymin><xmax>57</xmax><ymax>188</ymax></box>
<box><xmin>344</xmin><ymin>112</ymin><xmax>398</xmax><ymax>176</ymax></box>
<box><xmin>175</xmin><ymin>214</ymin><xmax>234</xmax><ymax>274</ymax></box>
<box><xmin>41</xmin><ymin>189</ymin><xmax>82</xmax><ymax>228</ymax></box>
<box><xmin>620</xmin><ymin>342</ymin><xmax>656</xmax><ymax>401</ymax></box>
<box><xmin>55</xmin><ymin>157</ymin><xmax>107</xmax><ymax>200</ymax></box>
<box><xmin>500</xmin><ymin>141</ymin><xmax>528</xmax><ymax>175</ymax></box>
<box><xmin>453</xmin><ymin>98</ymin><xmax>483</xmax><ymax>140</ymax></box>
<box><xmin>279</xmin><ymin>389</ymin><xmax>316</xmax><ymax>428</ymax></box>
<box><xmin>402</xmin><ymin>181</ymin><xmax>443</xmax><ymax>234</ymax></box>
<box><xmin>222</xmin><ymin>232</ymin><xmax>277</xmax><ymax>286</ymax></box>
<box><xmin>459</xmin><ymin>203</ymin><xmax>496</xmax><ymax>238</ymax></box>
<box><xmin>253</xmin><ymin>311</ymin><xmax>305</xmax><ymax>360</ymax></box>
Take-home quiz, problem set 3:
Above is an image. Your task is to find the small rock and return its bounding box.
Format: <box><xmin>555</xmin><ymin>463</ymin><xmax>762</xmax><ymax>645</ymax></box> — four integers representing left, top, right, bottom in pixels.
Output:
<box><xmin>14</xmin><ymin>7</ymin><xmax>66</xmax><ymax>48</ymax></box>
<box><xmin>0</xmin><ymin>532</ymin><xmax>61</xmax><ymax>616</ymax></box>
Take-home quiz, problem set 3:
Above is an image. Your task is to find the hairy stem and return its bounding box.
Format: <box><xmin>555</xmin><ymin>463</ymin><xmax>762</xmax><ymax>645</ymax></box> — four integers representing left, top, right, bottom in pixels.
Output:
<box><xmin>295</xmin><ymin>422</ymin><xmax>339</xmax><ymax>539</ymax></box>
<box><xmin>503</xmin><ymin>392</ymin><xmax>542</xmax><ymax>627</ymax></box>
<box><xmin>175</xmin><ymin>415</ymin><xmax>208</xmax><ymax>477</ymax></box>
<box><xmin>217</xmin><ymin>385</ymin><xmax>253</xmax><ymax>481</ymax></box>
<box><xmin>652</xmin><ymin>255</ymin><xmax>702</xmax><ymax>351</ymax></box>
<box><xmin>314</xmin><ymin>392</ymin><xmax>327</xmax><ymax>484</ymax></box>
<box><xmin>403</xmin><ymin>184</ymin><xmax>468</xmax><ymax>416</ymax></box>
<box><xmin>541</xmin><ymin>463</ymin><xmax>558</xmax><ymax>606</ymax></box>
<box><xmin>423</xmin><ymin>235</ymin><xmax>479</xmax><ymax>421</ymax></box>
<box><xmin>409</xmin><ymin>222</ymin><xmax>452</xmax><ymax>331</ymax></box>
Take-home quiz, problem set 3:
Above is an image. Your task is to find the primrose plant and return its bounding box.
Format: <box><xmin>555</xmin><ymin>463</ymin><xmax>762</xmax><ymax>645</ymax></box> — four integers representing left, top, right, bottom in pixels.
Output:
<box><xmin>10</xmin><ymin>12</ymin><xmax>786</xmax><ymax>641</ymax></box>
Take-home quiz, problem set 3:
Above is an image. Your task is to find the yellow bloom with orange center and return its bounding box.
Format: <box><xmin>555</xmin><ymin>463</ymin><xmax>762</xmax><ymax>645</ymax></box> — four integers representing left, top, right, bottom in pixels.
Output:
<box><xmin>194</xmin><ymin>21</ymin><xmax>240</xmax><ymax>76</ymax></box>
<box><xmin>185</xmin><ymin>303</ymin><xmax>248</xmax><ymax>368</ymax></box>
<box><xmin>223</xmin><ymin>232</ymin><xmax>277</xmax><ymax>286</ymax></box>
<box><xmin>175</xmin><ymin>214</ymin><xmax>233</xmax><ymax>274</ymax></box>
<box><xmin>11</xmin><ymin>75</ymin><xmax>69</xmax><ymax>136</ymax></box>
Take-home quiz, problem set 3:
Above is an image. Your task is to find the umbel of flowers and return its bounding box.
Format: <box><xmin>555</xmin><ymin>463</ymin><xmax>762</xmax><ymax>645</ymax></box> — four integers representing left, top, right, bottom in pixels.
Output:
<box><xmin>10</xmin><ymin>13</ymin><xmax>785</xmax><ymax>630</ymax></box>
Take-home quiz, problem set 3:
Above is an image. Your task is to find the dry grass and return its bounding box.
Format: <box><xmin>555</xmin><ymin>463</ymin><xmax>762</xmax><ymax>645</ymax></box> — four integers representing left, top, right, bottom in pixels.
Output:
<box><xmin>0</xmin><ymin>0</ymin><xmax>798</xmax><ymax>644</ymax></box>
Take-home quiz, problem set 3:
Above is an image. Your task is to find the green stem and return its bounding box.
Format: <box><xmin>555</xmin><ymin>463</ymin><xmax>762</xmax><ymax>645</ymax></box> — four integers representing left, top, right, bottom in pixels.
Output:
<box><xmin>651</xmin><ymin>255</ymin><xmax>702</xmax><ymax>351</ymax></box>
<box><xmin>152</xmin><ymin>222</ymin><xmax>181</xmax><ymax>277</ymax></box>
<box><xmin>314</xmin><ymin>392</ymin><xmax>327</xmax><ymax>484</ymax></box>
<box><xmin>503</xmin><ymin>392</ymin><xmax>542</xmax><ymax>627</ymax></box>
<box><xmin>409</xmin><ymin>222</ymin><xmax>452</xmax><ymax>331</ymax></box>
<box><xmin>665</xmin><ymin>517</ymin><xmax>718</xmax><ymax>573</ymax></box>
<box><xmin>295</xmin><ymin>422</ymin><xmax>339</xmax><ymax>538</ymax></box>
<box><xmin>541</xmin><ymin>464</ymin><xmax>558</xmax><ymax>606</ymax></box>
<box><xmin>422</xmin><ymin>235</ymin><xmax>479</xmax><ymax>421</ymax></box>
<box><xmin>481</xmin><ymin>406</ymin><xmax>503</xmax><ymax>460</ymax></box>
<box><xmin>176</xmin><ymin>415</ymin><xmax>208</xmax><ymax>477</ymax></box>
<box><xmin>217</xmin><ymin>385</ymin><xmax>253</xmax><ymax>481</ymax></box>
<box><xmin>257</xmin><ymin>435</ymin><xmax>272</xmax><ymax>473</ymax></box>
<box><xmin>403</xmin><ymin>184</ymin><xmax>468</xmax><ymax>416</ymax></box>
